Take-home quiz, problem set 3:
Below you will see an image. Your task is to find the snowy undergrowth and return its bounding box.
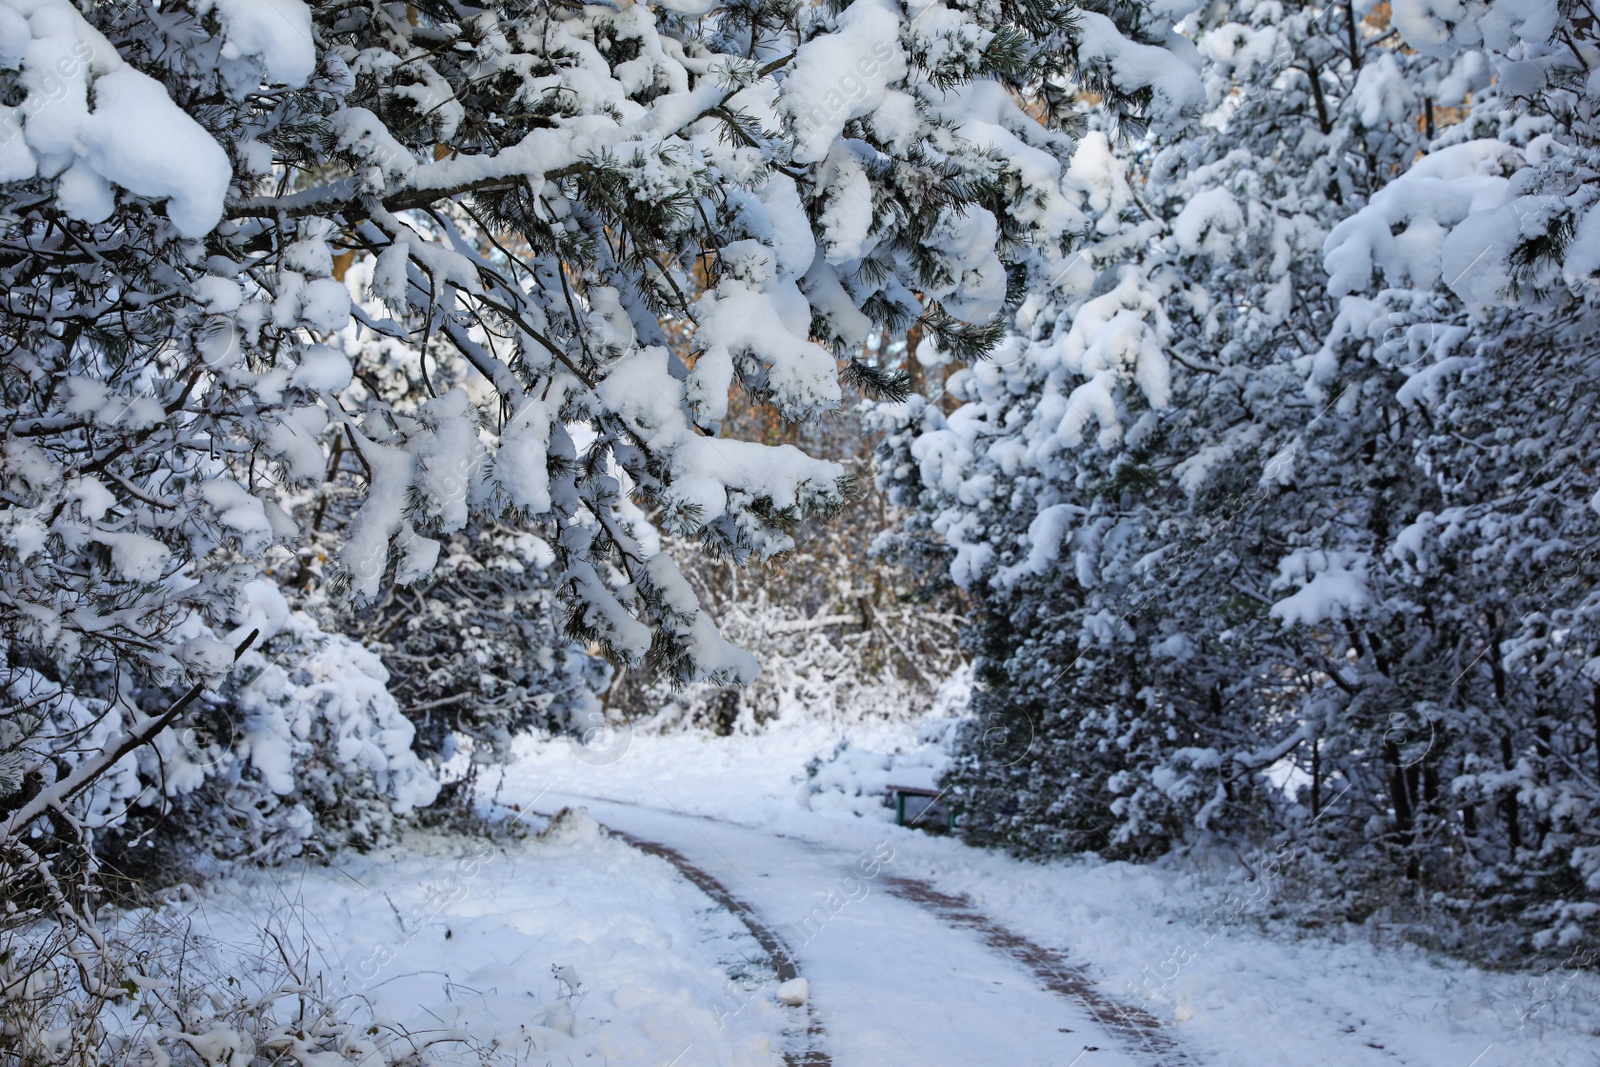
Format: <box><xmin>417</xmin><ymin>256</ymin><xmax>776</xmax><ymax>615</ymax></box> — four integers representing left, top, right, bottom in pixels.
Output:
<box><xmin>507</xmin><ymin>691</ymin><xmax>965</xmax><ymax>822</ymax></box>
<box><xmin>37</xmin><ymin>810</ymin><xmax>794</xmax><ymax>1067</ymax></box>
<box><xmin>500</xmin><ymin>725</ymin><xmax>1600</xmax><ymax>1067</ymax></box>
<box><xmin>801</xmin><ymin>714</ymin><xmax>961</xmax><ymax>821</ymax></box>
<box><xmin>546</xmin><ymin>662</ymin><xmax>972</xmax><ymax>824</ymax></box>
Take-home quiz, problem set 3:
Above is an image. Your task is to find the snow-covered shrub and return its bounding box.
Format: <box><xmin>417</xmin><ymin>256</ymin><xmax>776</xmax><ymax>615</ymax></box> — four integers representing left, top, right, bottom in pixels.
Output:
<box><xmin>0</xmin><ymin>885</ymin><xmax>484</xmax><ymax>1067</ymax></box>
<box><xmin>84</xmin><ymin>581</ymin><xmax>437</xmax><ymax>874</ymax></box>
<box><xmin>801</xmin><ymin>707</ymin><xmax>964</xmax><ymax>820</ymax></box>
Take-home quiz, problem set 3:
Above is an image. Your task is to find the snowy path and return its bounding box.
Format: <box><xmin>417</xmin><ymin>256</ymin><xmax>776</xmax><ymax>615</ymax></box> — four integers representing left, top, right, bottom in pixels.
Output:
<box><xmin>598</xmin><ymin>826</ymin><xmax>832</xmax><ymax>1067</ymax></box>
<box><xmin>537</xmin><ymin>791</ymin><xmax>1191</xmax><ymax>1067</ymax></box>
<box><xmin>480</xmin><ymin>730</ymin><xmax>1600</xmax><ymax>1067</ymax></box>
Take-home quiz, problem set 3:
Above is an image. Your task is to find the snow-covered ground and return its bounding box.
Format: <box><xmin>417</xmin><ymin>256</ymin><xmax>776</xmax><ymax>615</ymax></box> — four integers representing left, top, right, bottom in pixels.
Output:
<box><xmin>163</xmin><ymin>807</ymin><xmax>797</xmax><ymax>1066</ymax></box>
<box><xmin>534</xmin><ymin>790</ymin><xmax>1153</xmax><ymax>1067</ymax></box>
<box><xmin>168</xmin><ymin>713</ymin><xmax>1600</xmax><ymax>1067</ymax></box>
<box><xmin>483</xmin><ymin>718</ymin><xmax>1600</xmax><ymax>1067</ymax></box>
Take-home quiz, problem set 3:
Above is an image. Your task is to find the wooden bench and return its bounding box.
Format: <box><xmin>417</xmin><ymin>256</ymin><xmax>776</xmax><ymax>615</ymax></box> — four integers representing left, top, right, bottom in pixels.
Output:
<box><xmin>889</xmin><ymin>784</ymin><xmax>955</xmax><ymax>833</ymax></box>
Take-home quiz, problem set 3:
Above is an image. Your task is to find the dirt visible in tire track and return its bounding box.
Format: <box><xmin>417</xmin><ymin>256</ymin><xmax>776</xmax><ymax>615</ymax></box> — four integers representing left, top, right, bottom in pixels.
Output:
<box><xmin>598</xmin><ymin>824</ymin><xmax>831</xmax><ymax>1067</ymax></box>
<box><xmin>882</xmin><ymin>874</ymin><xmax>1198</xmax><ymax>1067</ymax></box>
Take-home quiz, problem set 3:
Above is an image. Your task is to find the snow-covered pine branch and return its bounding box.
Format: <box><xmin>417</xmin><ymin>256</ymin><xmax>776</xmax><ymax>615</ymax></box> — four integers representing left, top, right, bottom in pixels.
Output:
<box><xmin>0</xmin><ymin>0</ymin><xmax>1191</xmax><ymax>701</ymax></box>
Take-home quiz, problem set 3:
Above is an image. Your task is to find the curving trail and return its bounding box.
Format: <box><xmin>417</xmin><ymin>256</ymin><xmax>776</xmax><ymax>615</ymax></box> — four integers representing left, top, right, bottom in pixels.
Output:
<box><xmin>598</xmin><ymin>825</ymin><xmax>832</xmax><ymax>1067</ymax></box>
<box><xmin>541</xmin><ymin>792</ymin><xmax>1197</xmax><ymax>1067</ymax></box>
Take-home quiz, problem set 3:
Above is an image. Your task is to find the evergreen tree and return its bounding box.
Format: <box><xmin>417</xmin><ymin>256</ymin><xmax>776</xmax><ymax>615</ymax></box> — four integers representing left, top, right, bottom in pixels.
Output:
<box><xmin>888</xmin><ymin>0</ymin><xmax>1600</xmax><ymax>957</ymax></box>
<box><xmin>0</xmin><ymin>0</ymin><xmax>1196</xmax><ymax>899</ymax></box>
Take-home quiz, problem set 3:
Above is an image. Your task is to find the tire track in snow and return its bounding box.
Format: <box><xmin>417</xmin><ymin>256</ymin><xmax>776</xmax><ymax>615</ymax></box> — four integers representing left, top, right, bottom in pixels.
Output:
<box><xmin>536</xmin><ymin>810</ymin><xmax>831</xmax><ymax>1067</ymax></box>
<box><xmin>533</xmin><ymin>792</ymin><xmax>1198</xmax><ymax>1067</ymax></box>
<box><xmin>880</xmin><ymin>874</ymin><xmax>1197</xmax><ymax>1067</ymax></box>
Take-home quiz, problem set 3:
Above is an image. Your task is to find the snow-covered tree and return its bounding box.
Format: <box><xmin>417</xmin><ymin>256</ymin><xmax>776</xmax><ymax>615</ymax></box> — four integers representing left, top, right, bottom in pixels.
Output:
<box><xmin>0</xmin><ymin>0</ymin><xmax>1190</xmax><ymax>693</ymax></box>
<box><xmin>889</xmin><ymin>0</ymin><xmax>1600</xmax><ymax>956</ymax></box>
<box><xmin>0</xmin><ymin>0</ymin><xmax>1220</xmax><ymax>1019</ymax></box>
<box><xmin>1314</xmin><ymin>0</ymin><xmax>1600</xmax><ymax>947</ymax></box>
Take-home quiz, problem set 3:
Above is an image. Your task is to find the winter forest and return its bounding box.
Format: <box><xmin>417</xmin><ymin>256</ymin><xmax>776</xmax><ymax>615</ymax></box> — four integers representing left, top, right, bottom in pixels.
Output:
<box><xmin>2</xmin><ymin>0</ymin><xmax>1600</xmax><ymax>1063</ymax></box>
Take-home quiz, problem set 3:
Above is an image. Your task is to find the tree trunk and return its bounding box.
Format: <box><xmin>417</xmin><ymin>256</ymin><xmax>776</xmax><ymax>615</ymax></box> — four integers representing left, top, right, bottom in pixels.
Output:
<box><xmin>1311</xmin><ymin>737</ymin><xmax>1322</xmax><ymax>820</ymax></box>
<box><xmin>1500</xmin><ymin>730</ymin><xmax>1522</xmax><ymax>851</ymax></box>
